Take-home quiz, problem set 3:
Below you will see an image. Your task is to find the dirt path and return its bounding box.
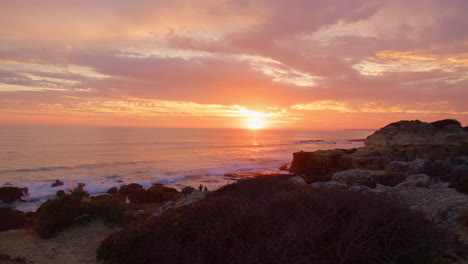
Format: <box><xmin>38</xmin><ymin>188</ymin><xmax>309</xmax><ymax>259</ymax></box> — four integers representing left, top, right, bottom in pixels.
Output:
<box><xmin>0</xmin><ymin>222</ymin><xmax>119</xmax><ymax>264</ymax></box>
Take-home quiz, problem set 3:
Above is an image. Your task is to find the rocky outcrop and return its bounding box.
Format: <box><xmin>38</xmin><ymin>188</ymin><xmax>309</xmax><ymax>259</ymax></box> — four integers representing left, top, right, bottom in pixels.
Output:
<box><xmin>51</xmin><ymin>180</ymin><xmax>64</xmax><ymax>187</ymax></box>
<box><xmin>0</xmin><ymin>187</ymin><xmax>28</xmax><ymax>203</ymax></box>
<box><xmin>154</xmin><ymin>190</ymin><xmax>206</xmax><ymax>216</ymax></box>
<box><xmin>106</xmin><ymin>187</ymin><xmax>118</xmax><ymax>195</ymax></box>
<box><xmin>331</xmin><ymin>169</ymin><xmax>406</xmax><ymax>187</ymax></box>
<box><xmin>289</xmin><ymin>149</ymin><xmax>356</xmax><ymax>183</ymax></box>
<box><xmin>117</xmin><ymin>183</ymin><xmax>180</xmax><ymax>203</ymax></box>
<box><xmin>365</xmin><ymin>119</ymin><xmax>468</xmax><ymax>148</ymax></box>
<box><xmin>147</xmin><ymin>184</ymin><xmax>180</xmax><ymax>203</ymax></box>
<box><xmin>290</xmin><ymin>119</ymin><xmax>468</xmax><ymax>243</ymax></box>
<box><xmin>290</xmin><ymin>119</ymin><xmax>468</xmax><ymax>187</ymax></box>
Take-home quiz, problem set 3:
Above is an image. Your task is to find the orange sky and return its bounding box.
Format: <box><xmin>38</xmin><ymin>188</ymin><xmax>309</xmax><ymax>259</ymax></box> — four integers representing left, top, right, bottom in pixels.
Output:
<box><xmin>0</xmin><ymin>0</ymin><xmax>467</xmax><ymax>130</ymax></box>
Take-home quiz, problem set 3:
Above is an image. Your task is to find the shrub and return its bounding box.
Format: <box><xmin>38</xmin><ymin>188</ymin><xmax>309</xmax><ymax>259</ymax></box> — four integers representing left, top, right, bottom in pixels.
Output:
<box><xmin>36</xmin><ymin>191</ymin><xmax>89</xmax><ymax>238</ymax></box>
<box><xmin>89</xmin><ymin>195</ymin><xmax>127</xmax><ymax>226</ymax></box>
<box><xmin>430</xmin><ymin>119</ymin><xmax>461</xmax><ymax>129</ymax></box>
<box><xmin>459</xmin><ymin>175</ymin><xmax>468</xmax><ymax>194</ymax></box>
<box><xmin>181</xmin><ymin>186</ymin><xmax>196</xmax><ymax>196</ymax></box>
<box><xmin>98</xmin><ymin>176</ymin><xmax>454</xmax><ymax>264</ymax></box>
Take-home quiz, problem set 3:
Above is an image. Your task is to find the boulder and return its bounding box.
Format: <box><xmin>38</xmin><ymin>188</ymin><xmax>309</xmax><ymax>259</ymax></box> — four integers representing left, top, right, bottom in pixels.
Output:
<box><xmin>422</xmin><ymin>157</ymin><xmax>468</xmax><ymax>182</ymax></box>
<box><xmin>128</xmin><ymin>189</ymin><xmax>153</xmax><ymax>203</ymax></box>
<box><xmin>385</xmin><ymin>159</ymin><xmax>427</xmax><ymax>175</ymax></box>
<box><xmin>147</xmin><ymin>184</ymin><xmax>180</xmax><ymax>202</ymax></box>
<box><xmin>0</xmin><ymin>187</ymin><xmax>28</xmax><ymax>203</ymax></box>
<box><xmin>154</xmin><ymin>190</ymin><xmax>205</xmax><ymax>216</ymax></box>
<box><xmin>332</xmin><ymin>169</ymin><xmax>386</xmax><ymax>186</ymax></box>
<box><xmin>289</xmin><ymin>149</ymin><xmax>356</xmax><ymax>183</ymax></box>
<box><xmin>288</xmin><ymin>176</ymin><xmax>307</xmax><ymax>186</ymax></box>
<box><xmin>51</xmin><ymin>180</ymin><xmax>64</xmax><ymax>187</ymax></box>
<box><xmin>331</xmin><ymin>169</ymin><xmax>406</xmax><ymax>188</ymax></box>
<box><xmin>394</xmin><ymin>174</ymin><xmax>431</xmax><ymax>189</ymax></box>
<box><xmin>118</xmin><ymin>183</ymin><xmax>144</xmax><ymax>196</ymax></box>
<box><xmin>309</xmin><ymin>181</ymin><xmax>347</xmax><ymax>190</ymax></box>
<box><xmin>106</xmin><ymin>187</ymin><xmax>118</xmax><ymax>195</ymax></box>
<box><xmin>278</xmin><ymin>165</ymin><xmax>288</xmax><ymax>171</ymax></box>
<box><xmin>0</xmin><ymin>207</ymin><xmax>25</xmax><ymax>231</ymax></box>
<box><xmin>391</xmin><ymin>185</ymin><xmax>468</xmax><ymax>231</ymax></box>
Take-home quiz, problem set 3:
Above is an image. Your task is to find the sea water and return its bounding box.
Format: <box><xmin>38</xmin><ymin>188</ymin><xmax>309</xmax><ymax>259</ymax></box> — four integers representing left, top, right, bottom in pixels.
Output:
<box><xmin>0</xmin><ymin>125</ymin><xmax>373</xmax><ymax>211</ymax></box>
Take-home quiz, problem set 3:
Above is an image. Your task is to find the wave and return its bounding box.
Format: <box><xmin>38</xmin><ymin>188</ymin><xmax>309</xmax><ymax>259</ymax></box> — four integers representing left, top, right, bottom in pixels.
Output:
<box><xmin>0</xmin><ymin>160</ymin><xmax>156</xmax><ymax>174</ymax></box>
<box><xmin>297</xmin><ymin>139</ymin><xmax>365</xmax><ymax>145</ymax></box>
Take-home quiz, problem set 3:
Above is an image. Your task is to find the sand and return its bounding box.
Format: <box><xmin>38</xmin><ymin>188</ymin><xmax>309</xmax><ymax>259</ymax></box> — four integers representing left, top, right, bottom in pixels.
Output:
<box><xmin>0</xmin><ymin>221</ymin><xmax>120</xmax><ymax>264</ymax></box>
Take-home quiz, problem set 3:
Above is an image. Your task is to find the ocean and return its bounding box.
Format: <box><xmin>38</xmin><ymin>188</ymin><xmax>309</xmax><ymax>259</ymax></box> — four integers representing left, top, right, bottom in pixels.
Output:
<box><xmin>0</xmin><ymin>125</ymin><xmax>373</xmax><ymax>211</ymax></box>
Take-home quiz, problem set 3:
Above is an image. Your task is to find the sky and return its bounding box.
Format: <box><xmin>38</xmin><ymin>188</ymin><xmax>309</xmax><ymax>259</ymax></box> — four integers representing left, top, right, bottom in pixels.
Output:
<box><xmin>0</xmin><ymin>0</ymin><xmax>467</xmax><ymax>130</ymax></box>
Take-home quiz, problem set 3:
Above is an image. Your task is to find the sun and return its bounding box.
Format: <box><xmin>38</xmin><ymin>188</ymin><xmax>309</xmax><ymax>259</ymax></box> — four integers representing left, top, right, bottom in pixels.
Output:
<box><xmin>247</xmin><ymin>118</ymin><xmax>264</xmax><ymax>129</ymax></box>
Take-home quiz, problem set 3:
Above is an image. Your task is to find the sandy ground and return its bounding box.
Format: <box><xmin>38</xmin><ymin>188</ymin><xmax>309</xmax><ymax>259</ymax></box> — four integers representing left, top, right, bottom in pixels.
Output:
<box><xmin>0</xmin><ymin>221</ymin><xmax>120</xmax><ymax>264</ymax></box>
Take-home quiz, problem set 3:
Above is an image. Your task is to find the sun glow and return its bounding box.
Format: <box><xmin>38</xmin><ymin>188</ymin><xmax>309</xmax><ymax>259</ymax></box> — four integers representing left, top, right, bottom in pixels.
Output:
<box><xmin>247</xmin><ymin>118</ymin><xmax>264</xmax><ymax>129</ymax></box>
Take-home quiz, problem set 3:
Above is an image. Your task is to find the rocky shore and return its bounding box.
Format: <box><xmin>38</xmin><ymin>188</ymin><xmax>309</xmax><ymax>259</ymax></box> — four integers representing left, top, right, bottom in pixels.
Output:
<box><xmin>290</xmin><ymin>119</ymin><xmax>468</xmax><ymax>242</ymax></box>
<box><xmin>0</xmin><ymin>119</ymin><xmax>467</xmax><ymax>263</ymax></box>
<box><xmin>0</xmin><ymin>182</ymin><xmax>208</xmax><ymax>264</ymax></box>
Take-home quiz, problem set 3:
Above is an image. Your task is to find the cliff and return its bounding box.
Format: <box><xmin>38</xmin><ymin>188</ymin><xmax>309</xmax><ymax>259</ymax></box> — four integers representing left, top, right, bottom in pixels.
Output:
<box><xmin>289</xmin><ymin>119</ymin><xmax>468</xmax><ymax>243</ymax></box>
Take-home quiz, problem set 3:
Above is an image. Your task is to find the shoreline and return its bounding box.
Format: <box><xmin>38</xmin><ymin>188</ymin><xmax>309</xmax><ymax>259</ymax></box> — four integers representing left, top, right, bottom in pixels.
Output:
<box><xmin>0</xmin><ymin>167</ymin><xmax>292</xmax><ymax>213</ymax></box>
<box><xmin>1</xmin><ymin>119</ymin><xmax>467</xmax><ymax>263</ymax></box>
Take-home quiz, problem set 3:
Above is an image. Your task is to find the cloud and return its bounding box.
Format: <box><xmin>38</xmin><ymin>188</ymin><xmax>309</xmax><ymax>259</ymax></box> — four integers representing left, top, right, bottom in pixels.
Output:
<box><xmin>0</xmin><ymin>0</ymin><xmax>467</xmax><ymax>128</ymax></box>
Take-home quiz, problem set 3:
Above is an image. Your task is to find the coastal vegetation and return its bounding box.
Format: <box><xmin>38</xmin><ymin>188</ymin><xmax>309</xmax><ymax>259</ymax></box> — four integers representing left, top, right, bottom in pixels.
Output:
<box><xmin>97</xmin><ymin>176</ymin><xmax>459</xmax><ymax>264</ymax></box>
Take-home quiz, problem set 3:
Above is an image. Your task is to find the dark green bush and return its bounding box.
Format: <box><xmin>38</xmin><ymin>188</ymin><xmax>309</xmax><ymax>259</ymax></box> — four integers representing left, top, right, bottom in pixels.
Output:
<box><xmin>181</xmin><ymin>186</ymin><xmax>196</xmax><ymax>196</ymax></box>
<box><xmin>36</xmin><ymin>191</ymin><xmax>89</xmax><ymax>238</ymax></box>
<box><xmin>36</xmin><ymin>191</ymin><xmax>128</xmax><ymax>238</ymax></box>
<box><xmin>430</xmin><ymin>119</ymin><xmax>462</xmax><ymax>129</ymax></box>
<box><xmin>89</xmin><ymin>195</ymin><xmax>127</xmax><ymax>226</ymax></box>
<box><xmin>98</xmin><ymin>176</ymin><xmax>455</xmax><ymax>264</ymax></box>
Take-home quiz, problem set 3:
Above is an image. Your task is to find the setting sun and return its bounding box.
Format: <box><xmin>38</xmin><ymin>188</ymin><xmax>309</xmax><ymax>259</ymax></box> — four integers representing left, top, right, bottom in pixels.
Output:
<box><xmin>247</xmin><ymin>118</ymin><xmax>264</xmax><ymax>129</ymax></box>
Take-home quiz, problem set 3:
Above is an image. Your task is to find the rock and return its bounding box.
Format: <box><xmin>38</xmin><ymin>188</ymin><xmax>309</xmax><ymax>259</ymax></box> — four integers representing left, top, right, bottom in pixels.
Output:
<box><xmin>118</xmin><ymin>183</ymin><xmax>180</xmax><ymax>203</ymax></box>
<box><xmin>106</xmin><ymin>187</ymin><xmax>118</xmax><ymax>195</ymax></box>
<box><xmin>290</xmin><ymin>119</ymin><xmax>468</xmax><ymax>188</ymax></box>
<box><xmin>349</xmin><ymin>185</ymin><xmax>374</xmax><ymax>193</ymax></box>
<box><xmin>289</xmin><ymin>149</ymin><xmax>356</xmax><ymax>183</ymax></box>
<box><xmin>118</xmin><ymin>183</ymin><xmax>144</xmax><ymax>196</ymax></box>
<box><xmin>278</xmin><ymin>165</ymin><xmax>288</xmax><ymax>171</ymax></box>
<box><xmin>147</xmin><ymin>184</ymin><xmax>180</xmax><ymax>203</ymax></box>
<box><xmin>154</xmin><ymin>190</ymin><xmax>206</xmax><ymax>216</ymax></box>
<box><xmin>391</xmin><ymin>186</ymin><xmax>468</xmax><ymax>231</ymax></box>
<box><xmin>429</xmin><ymin>182</ymin><xmax>451</xmax><ymax>189</ymax></box>
<box><xmin>181</xmin><ymin>186</ymin><xmax>196</xmax><ymax>196</ymax></box>
<box><xmin>385</xmin><ymin>159</ymin><xmax>427</xmax><ymax>175</ymax></box>
<box><xmin>51</xmin><ymin>180</ymin><xmax>64</xmax><ymax>187</ymax></box>
<box><xmin>375</xmin><ymin>184</ymin><xmax>392</xmax><ymax>192</ymax></box>
<box><xmin>0</xmin><ymin>187</ymin><xmax>28</xmax><ymax>203</ymax></box>
<box><xmin>128</xmin><ymin>189</ymin><xmax>153</xmax><ymax>203</ymax></box>
<box><xmin>422</xmin><ymin>157</ymin><xmax>468</xmax><ymax>182</ymax></box>
<box><xmin>365</xmin><ymin>119</ymin><xmax>468</xmax><ymax>149</ymax></box>
<box><xmin>394</xmin><ymin>174</ymin><xmax>431</xmax><ymax>189</ymax></box>
<box><xmin>309</xmin><ymin>181</ymin><xmax>347</xmax><ymax>190</ymax></box>
<box><xmin>332</xmin><ymin>169</ymin><xmax>386</xmax><ymax>186</ymax></box>
<box><xmin>0</xmin><ymin>208</ymin><xmax>25</xmax><ymax>231</ymax></box>
<box><xmin>330</xmin><ymin>169</ymin><xmax>406</xmax><ymax>187</ymax></box>
<box><xmin>351</xmin><ymin>148</ymin><xmax>390</xmax><ymax>170</ymax></box>
<box><xmin>56</xmin><ymin>190</ymin><xmax>66</xmax><ymax>198</ymax></box>
<box><xmin>288</xmin><ymin>176</ymin><xmax>307</xmax><ymax>186</ymax></box>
